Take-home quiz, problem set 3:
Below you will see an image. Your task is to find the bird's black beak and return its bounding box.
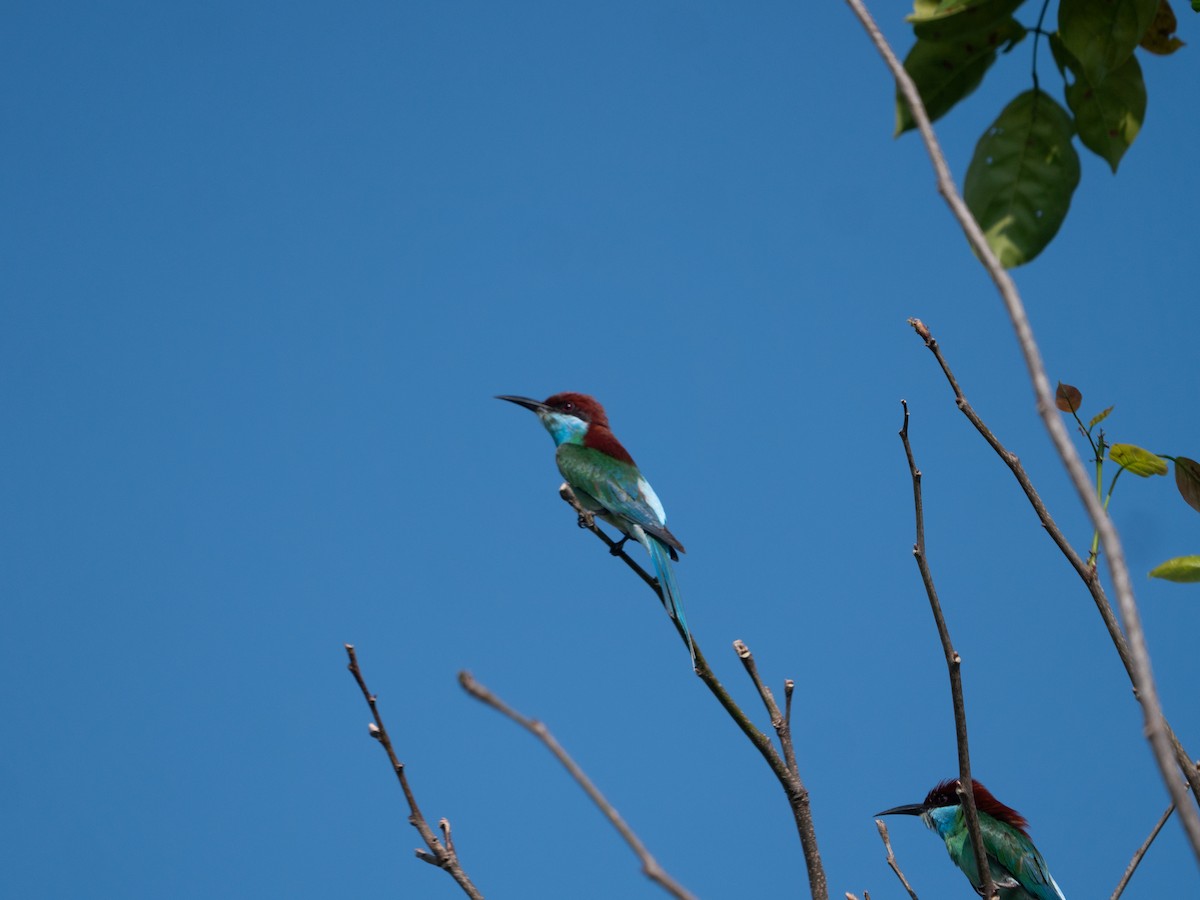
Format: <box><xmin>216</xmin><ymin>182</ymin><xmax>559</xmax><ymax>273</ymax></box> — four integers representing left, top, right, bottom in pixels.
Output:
<box><xmin>496</xmin><ymin>394</ymin><xmax>549</xmax><ymax>413</ymax></box>
<box><xmin>875</xmin><ymin>802</ymin><xmax>927</xmax><ymax>818</ymax></box>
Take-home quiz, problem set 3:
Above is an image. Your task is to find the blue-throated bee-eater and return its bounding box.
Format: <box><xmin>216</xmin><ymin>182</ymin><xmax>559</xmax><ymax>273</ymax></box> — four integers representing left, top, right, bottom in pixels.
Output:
<box><xmin>497</xmin><ymin>392</ymin><xmax>694</xmax><ymax>666</ymax></box>
<box><xmin>877</xmin><ymin>778</ymin><xmax>1065</xmax><ymax>899</ymax></box>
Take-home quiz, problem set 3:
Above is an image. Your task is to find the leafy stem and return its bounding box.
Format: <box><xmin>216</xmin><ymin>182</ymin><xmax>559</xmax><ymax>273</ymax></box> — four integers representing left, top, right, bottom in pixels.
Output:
<box><xmin>1030</xmin><ymin>0</ymin><xmax>1053</xmax><ymax>91</ymax></box>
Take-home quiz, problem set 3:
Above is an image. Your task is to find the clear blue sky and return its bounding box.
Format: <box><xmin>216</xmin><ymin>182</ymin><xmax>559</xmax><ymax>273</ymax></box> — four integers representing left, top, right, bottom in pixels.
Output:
<box><xmin>5</xmin><ymin>2</ymin><xmax>1198</xmax><ymax>897</ymax></box>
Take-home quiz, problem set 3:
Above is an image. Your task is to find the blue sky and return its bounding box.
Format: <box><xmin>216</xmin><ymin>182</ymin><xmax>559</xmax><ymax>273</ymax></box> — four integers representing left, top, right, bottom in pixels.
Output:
<box><xmin>5</xmin><ymin>2</ymin><xmax>1199</xmax><ymax>897</ymax></box>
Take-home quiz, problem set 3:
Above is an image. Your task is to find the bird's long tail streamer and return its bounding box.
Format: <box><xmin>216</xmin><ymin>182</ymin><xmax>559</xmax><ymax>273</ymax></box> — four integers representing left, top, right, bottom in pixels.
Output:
<box><xmin>648</xmin><ymin>537</ymin><xmax>695</xmax><ymax>666</ymax></box>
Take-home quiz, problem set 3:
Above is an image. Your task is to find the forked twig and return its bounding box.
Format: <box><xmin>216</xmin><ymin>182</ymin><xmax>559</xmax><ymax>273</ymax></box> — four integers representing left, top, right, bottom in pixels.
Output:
<box><xmin>898</xmin><ymin>401</ymin><xmax>995</xmax><ymax>899</ymax></box>
<box><xmin>344</xmin><ymin>645</ymin><xmax>483</xmax><ymax>899</ymax></box>
<box><xmin>735</xmin><ymin>640</ymin><xmax>816</xmax><ymax>863</ymax></box>
<box><xmin>734</xmin><ymin>641</ymin><xmax>790</xmax><ymax>756</ymax></box>
<box><xmin>842</xmin><ymin>0</ymin><xmax>1200</xmax><ymax>857</ymax></box>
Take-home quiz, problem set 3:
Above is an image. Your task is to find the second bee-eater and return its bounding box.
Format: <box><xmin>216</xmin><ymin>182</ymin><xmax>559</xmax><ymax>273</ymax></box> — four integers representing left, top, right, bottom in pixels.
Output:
<box><xmin>877</xmin><ymin>778</ymin><xmax>1065</xmax><ymax>899</ymax></box>
<box><xmin>497</xmin><ymin>392</ymin><xmax>694</xmax><ymax>666</ymax></box>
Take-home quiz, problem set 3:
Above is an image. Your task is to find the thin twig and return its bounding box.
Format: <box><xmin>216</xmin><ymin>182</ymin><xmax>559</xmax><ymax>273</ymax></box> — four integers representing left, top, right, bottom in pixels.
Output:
<box><xmin>875</xmin><ymin>819</ymin><xmax>919</xmax><ymax>899</ymax></box>
<box><xmin>458</xmin><ymin>671</ymin><xmax>697</xmax><ymax>900</ymax></box>
<box><xmin>735</xmin><ymin>642</ymin><xmax>802</xmax><ymax>778</ymax></box>
<box><xmin>558</xmin><ymin>486</ymin><xmax>829</xmax><ymax>900</ymax></box>
<box><xmin>843</xmin><ymin>0</ymin><xmax>1200</xmax><ymax>861</ymax></box>
<box><xmin>899</xmin><ymin>401</ymin><xmax>995</xmax><ymax>899</ymax></box>
<box><xmin>344</xmin><ymin>645</ymin><xmax>484</xmax><ymax>900</ymax></box>
<box><xmin>1111</xmin><ymin>802</ymin><xmax>1175</xmax><ymax>899</ymax></box>
<box><xmin>734</xmin><ymin>641</ymin><xmax>813</xmax><ymax>862</ymax></box>
<box><xmin>907</xmin><ymin>318</ymin><xmax>1200</xmax><ymax>807</ymax></box>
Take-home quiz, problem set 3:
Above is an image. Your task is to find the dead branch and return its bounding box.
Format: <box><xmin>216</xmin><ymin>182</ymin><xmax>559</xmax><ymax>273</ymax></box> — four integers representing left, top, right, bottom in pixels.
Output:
<box><xmin>344</xmin><ymin>644</ymin><xmax>483</xmax><ymax>899</ymax></box>
<box><xmin>898</xmin><ymin>401</ymin><xmax>995</xmax><ymax>899</ymax></box>
<box><xmin>458</xmin><ymin>671</ymin><xmax>696</xmax><ymax>900</ymax></box>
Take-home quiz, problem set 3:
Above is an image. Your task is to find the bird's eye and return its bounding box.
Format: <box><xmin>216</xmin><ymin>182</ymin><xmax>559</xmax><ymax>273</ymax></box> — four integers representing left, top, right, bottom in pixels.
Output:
<box><xmin>562</xmin><ymin>401</ymin><xmax>574</xmax><ymax>411</ymax></box>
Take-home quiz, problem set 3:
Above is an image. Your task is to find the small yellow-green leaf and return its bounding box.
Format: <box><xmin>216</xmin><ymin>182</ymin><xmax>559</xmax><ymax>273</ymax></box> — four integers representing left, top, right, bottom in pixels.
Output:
<box><xmin>1140</xmin><ymin>0</ymin><xmax>1186</xmax><ymax>54</ymax></box>
<box><xmin>908</xmin><ymin>0</ymin><xmax>1025</xmax><ymax>39</ymax></box>
<box><xmin>1149</xmin><ymin>555</ymin><xmax>1200</xmax><ymax>583</ymax></box>
<box><xmin>1059</xmin><ymin>0</ymin><xmax>1158</xmax><ymax>86</ymax></box>
<box><xmin>1089</xmin><ymin>405</ymin><xmax>1114</xmax><ymax>428</ymax></box>
<box><xmin>1110</xmin><ymin>443</ymin><xmax>1168</xmax><ymax>476</ymax></box>
<box><xmin>964</xmin><ymin>90</ymin><xmax>1080</xmax><ymax>267</ymax></box>
<box><xmin>1174</xmin><ymin>457</ymin><xmax>1200</xmax><ymax>513</ymax></box>
<box><xmin>896</xmin><ymin>20</ymin><xmax>1027</xmax><ymax>134</ymax></box>
<box><xmin>1064</xmin><ymin>50</ymin><xmax>1146</xmax><ymax>172</ymax></box>
<box><xmin>1056</xmin><ymin>382</ymin><xmax>1083</xmax><ymax>412</ymax></box>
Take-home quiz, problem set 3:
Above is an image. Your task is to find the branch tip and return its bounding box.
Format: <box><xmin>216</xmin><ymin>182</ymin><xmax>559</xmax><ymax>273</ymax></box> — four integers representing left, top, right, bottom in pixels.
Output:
<box><xmin>460</xmin><ymin>672</ymin><xmax>698</xmax><ymax>900</ymax></box>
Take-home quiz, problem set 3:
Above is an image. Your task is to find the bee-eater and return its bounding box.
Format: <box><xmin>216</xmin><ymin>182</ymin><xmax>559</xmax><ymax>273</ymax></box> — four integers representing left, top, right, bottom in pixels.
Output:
<box><xmin>496</xmin><ymin>392</ymin><xmax>694</xmax><ymax>665</ymax></box>
<box><xmin>877</xmin><ymin>778</ymin><xmax>1065</xmax><ymax>899</ymax></box>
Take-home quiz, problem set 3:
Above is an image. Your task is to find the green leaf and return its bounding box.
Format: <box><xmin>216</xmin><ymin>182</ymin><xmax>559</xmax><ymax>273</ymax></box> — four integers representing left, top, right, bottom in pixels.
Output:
<box><xmin>1110</xmin><ymin>442</ymin><xmax>1168</xmax><ymax>476</ymax></box>
<box><xmin>1062</xmin><ymin>46</ymin><xmax>1146</xmax><ymax>172</ymax></box>
<box><xmin>1089</xmin><ymin>405</ymin><xmax>1114</xmax><ymax>428</ymax></box>
<box><xmin>896</xmin><ymin>19</ymin><xmax>1027</xmax><ymax>134</ymax></box>
<box><xmin>911</xmin><ymin>0</ymin><xmax>941</xmax><ymax>19</ymax></box>
<box><xmin>964</xmin><ymin>90</ymin><xmax>1080</xmax><ymax>267</ymax></box>
<box><xmin>1059</xmin><ymin>0</ymin><xmax>1158</xmax><ymax>86</ymax></box>
<box><xmin>908</xmin><ymin>0</ymin><xmax>1026</xmax><ymax>39</ymax></box>
<box><xmin>1149</xmin><ymin>555</ymin><xmax>1200</xmax><ymax>582</ymax></box>
<box><xmin>1174</xmin><ymin>457</ymin><xmax>1200</xmax><ymax>512</ymax></box>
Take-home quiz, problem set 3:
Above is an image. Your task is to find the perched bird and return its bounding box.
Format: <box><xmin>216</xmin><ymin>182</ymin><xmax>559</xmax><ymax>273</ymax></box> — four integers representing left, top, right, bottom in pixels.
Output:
<box><xmin>876</xmin><ymin>778</ymin><xmax>1065</xmax><ymax>899</ymax></box>
<box><xmin>496</xmin><ymin>392</ymin><xmax>694</xmax><ymax>665</ymax></box>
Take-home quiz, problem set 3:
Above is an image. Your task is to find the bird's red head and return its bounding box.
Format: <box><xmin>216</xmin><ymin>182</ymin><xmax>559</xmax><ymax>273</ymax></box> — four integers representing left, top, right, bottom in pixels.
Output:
<box><xmin>542</xmin><ymin>392</ymin><xmax>636</xmax><ymax>464</ymax></box>
<box><xmin>542</xmin><ymin>392</ymin><xmax>611</xmax><ymax>429</ymax></box>
<box><xmin>925</xmin><ymin>779</ymin><xmax>1030</xmax><ymax>836</ymax></box>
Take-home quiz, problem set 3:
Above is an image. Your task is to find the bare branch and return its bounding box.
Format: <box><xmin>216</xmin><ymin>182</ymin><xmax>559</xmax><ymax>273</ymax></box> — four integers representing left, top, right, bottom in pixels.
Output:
<box><xmin>842</xmin><ymin>0</ymin><xmax>1200</xmax><ymax>861</ymax></box>
<box><xmin>906</xmin><ymin>318</ymin><xmax>1200</xmax><ymax>808</ymax></box>
<box><xmin>1111</xmin><ymin>770</ymin><xmax>1196</xmax><ymax>899</ymax></box>
<box><xmin>1111</xmin><ymin>802</ymin><xmax>1175</xmax><ymax>900</ymax></box>
<box><xmin>458</xmin><ymin>671</ymin><xmax>697</xmax><ymax>900</ymax></box>
<box><xmin>734</xmin><ymin>642</ymin><xmax>801</xmax><ymax>778</ymax></box>
<box><xmin>898</xmin><ymin>401</ymin><xmax>995</xmax><ymax>900</ymax></box>
<box><xmin>734</xmin><ymin>640</ymin><xmax>818</xmax><ymax>877</ymax></box>
<box><xmin>343</xmin><ymin>645</ymin><xmax>483</xmax><ymax>899</ymax></box>
<box><xmin>875</xmin><ymin>819</ymin><xmax>919</xmax><ymax>900</ymax></box>
<box><xmin>557</xmin><ymin>487</ymin><xmax>829</xmax><ymax>899</ymax></box>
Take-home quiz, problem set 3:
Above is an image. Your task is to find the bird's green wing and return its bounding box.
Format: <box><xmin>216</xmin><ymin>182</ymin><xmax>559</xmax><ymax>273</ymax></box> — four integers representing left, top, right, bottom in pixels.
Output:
<box><xmin>555</xmin><ymin>444</ymin><xmax>683</xmax><ymax>553</ymax></box>
<box><xmin>979</xmin><ymin>816</ymin><xmax>1063</xmax><ymax>900</ymax></box>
